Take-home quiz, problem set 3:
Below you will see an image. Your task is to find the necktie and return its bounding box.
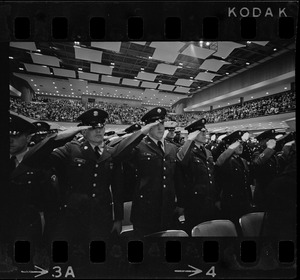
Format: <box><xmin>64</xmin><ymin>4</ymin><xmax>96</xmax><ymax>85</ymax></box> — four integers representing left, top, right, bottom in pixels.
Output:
<box><xmin>10</xmin><ymin>156</ymin><xmax>17</xmax><ymax>172</ymax></box>
<box><xmin>157</xmin><ymin>141</ymin><xmax>164</xmax><ymax>154</ymax></box>
<box><xmin>94</xmin><ymin>146</ymin><xmax>101</xmax><ymax>159</ymax></box>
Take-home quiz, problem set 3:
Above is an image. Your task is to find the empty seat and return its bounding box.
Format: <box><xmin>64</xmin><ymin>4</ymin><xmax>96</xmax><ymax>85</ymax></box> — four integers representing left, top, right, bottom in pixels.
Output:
<box><xmin>239</xmin><ymin>212</ymin><xmax>265</xmax><ymax>237</ymax></box>
<box><xmin>144</xmin><ymin>230</ymin><xmax>189</xmax><ymax>237</ymax></box>
<box><xmin>191</xmin><ymin>220</ymin><xmax>238</xmax><ymax>237</ymax></box>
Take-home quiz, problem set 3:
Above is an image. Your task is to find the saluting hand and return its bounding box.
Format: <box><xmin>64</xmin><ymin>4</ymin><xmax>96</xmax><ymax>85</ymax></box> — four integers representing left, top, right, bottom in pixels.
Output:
<box><xmin>141</xmin><ymin>120</ymin><xmax>161</xmax><ymax>135</ymax></box>
<box><xmin>56</xmin><ymin>126</ymin><xmax>92</xmax><ymax>140</ymax></box>
<box><xmin>187</xmin><ymin>130</ymin><xmax>200</xmax><ymax>141</ymax></box>
<box><xmin>266</xmin><ymin>139</ymin><xmax>276</xmax><ymax>149</ymax></box>
<box><xmin>163</xmin><ymin>129</ymin><xmax>169</xmax><ymax>139</ymax></box>
<box><xmin>228</xmin><ymin>140</ymin><xmax>241</xmax><ymax>150</ymax></box>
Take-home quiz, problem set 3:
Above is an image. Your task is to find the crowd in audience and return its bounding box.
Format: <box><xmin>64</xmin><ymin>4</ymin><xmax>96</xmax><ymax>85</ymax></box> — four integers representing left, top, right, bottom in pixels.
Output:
<box><xmin>10</xmin><ymin>90</ymin><xmax>295</xmax><ymax>126</ymax></box>
<box><xmin>173</xmin><ymin>91</ymin><xmax>296</xmax><ymax>126</ymax></box>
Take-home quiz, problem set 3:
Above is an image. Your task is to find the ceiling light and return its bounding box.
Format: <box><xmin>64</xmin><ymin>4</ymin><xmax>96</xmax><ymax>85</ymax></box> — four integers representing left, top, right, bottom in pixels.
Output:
<box><xmin>78</xmin><ymin>68</ymin><xmax>82</xmax><ymax>71</ymax></box>
<box><xmin>9</xmin><ymin>56</ymin><xmax>13</xmax><ymax>59</ymax></box>
<box><xmin>36</xmin><ymin>49</ymin><xmax>41</xmax><ymax>52</ymax></box>
<box><xmin>246</xmin><ymin>62</ymin><xmax>250</xmax><ymax>65</ymax></box>
<box><xmin>190</xmin><ymin>77</ymin><xmax>193</xmax><ymax>79</ymax></box>
<box><xmin>111</xmin><ymin>62</ymin><xmax>115</xmax><ymax>65</ymax></box>
<box><xmin>266</xmin><ymin>92</ymin><xmax>269</xmax><ymax>94</ymax></box>
<box><xmin>226</xmin><ymin>72</ymin><xmax>229</xmax><ymax>75</ymax></box>
<box><xmin>247</xmin><ymin>41</ymin><xmax>251</xmax><ymax>44</ymax></box>
<box><xmin>19</xmin><ymin>67</ymin><xmax>24</xmax><ymax>70</ymax></box>
<box><xmin>74</xmin><ymin>41</ymin><xmax>80</xmax><ymax>45</ymax></box>
<box><xmin>284</xmin><ymin>87</ymin><xmax>287</xmax><ymax>90</ymax></box>
<box><xmin>273</xmin><ymin>48</ymin><xmax>277</xmax><ymax>51</ymax></box>
<box><xmin>251</xmin><ymin>96</ymin><xmax>253</xmax><ymax>98</ymax></box>
<box><xmin>141</xmin><ymin>68</ymin><xmax>144</xmax><ymax>70</ymax></box>
<box><xmin>149</xmin><ymin>56</ymin><xmax>152</xmax><ymax>59</ymax></box>
<box><xmin>56</xmin><ymin>91</ymin><xmax>59</xmax><ymax>93</ymax></box>
<box><xmin>53</xmin><ymin>82</ymin><xmax>55</xmax><ymax>84</ymax></box>
<box><xmin>34</xmin><ymin>84</ymin><xmax>37</xmax><ymax>86</ymax></box>
<box><xmin>179</xmin><ymin>63</ymin><xmax>183</xmax><ymax>66</ymax></box>
<box><xmin>206</xmin><ymin>42</ymin><xmax>210</xmax><ymax>46</ymax></box>
<box><xmin>55</xmin><ymin>86</ymin><xmax>57</xmax><ymax>89</ymax></box>
<box><xmin>30</xmin><ymin>79</ymin><xmax>34</xmax><ymax>81</ymax></box>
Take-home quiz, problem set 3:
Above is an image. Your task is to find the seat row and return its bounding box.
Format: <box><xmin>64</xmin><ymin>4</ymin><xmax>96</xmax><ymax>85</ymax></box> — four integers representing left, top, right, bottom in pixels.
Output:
<box><xmin>121</xmin><ymin>201</ymin><xmax>265</xmax><ymax>237</ymax></box>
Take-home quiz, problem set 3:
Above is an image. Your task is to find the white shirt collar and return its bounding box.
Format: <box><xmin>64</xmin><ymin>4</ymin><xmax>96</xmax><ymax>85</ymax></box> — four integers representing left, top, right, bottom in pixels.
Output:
<box><xmin>148</xmin><ymin>135</ymin><xmax>164</xmax><ymax>147</ymax></box>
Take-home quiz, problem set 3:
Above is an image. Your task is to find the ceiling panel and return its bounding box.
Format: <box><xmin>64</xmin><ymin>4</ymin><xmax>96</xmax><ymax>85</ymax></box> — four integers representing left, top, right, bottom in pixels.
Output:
<box><xmin>53</xmin><ymin>68</ymin><xmax>76</xmax><ymax>78</ymax></box>
<box><xmin>158</xmin><ymin>84</ymin><xmax>175</xmax><ymax>91</ymax></box>
<box><xmin>91</xmin><ymin>42</ymin><xmax>121</xmax><ymax>53</ymax></box>
<box><xmin>137</xmin><ymin>71</ymin><xmax>157</xmax><ymax>81</ymax></box>
<box><xmin>90</xmin><ymin>63</ymin><xmax>113</xmax><ymax>75</ymax></box>
<box><xmin>9</xmin><ymin>40</ymin><xmax>295</xmax><ymax>108</ymax></box>
<box><xmin>181</xmin><ymin>45</ymin><xmax>215</xmax><ymax>59</ymax></box>
<box><xmin>154</xmin><ymin>63</ymin><xmax>178</xmax><ymax>75</ymax></box>
<box><xmin>101</xmin><ymin>75</ymin><xmax>120</xmax><ymax>84</ymax></box>
<box><xmin>213</xmin><ymin>41</ymin><xmax>246</xmax><ymax>59</ymax></box>
<box><xmin>199</xmin><ymin>59</ymin><xmax>230</xmax><ymax>72</ymax></box>
<box><xmin>150</xmin><ymin>42</ymin><xmax>185</xmax><ymax>52</ymax></box>
<box><xmin>30</xmin><ymin>53</ymin><xmax>61</xmax><ymax>67</ymax></box>
<box><xmin>78</xmin><ymin>71</ymin><xmax>99</xmax><ymax>81</ymax></box>
<box><xmin>152</xmin><ymin>48</ymin><xmax>179</xmax><ymax>63</ymax></box>
<box><xmin>174</xmin><ymin>86</ymin><xmax>190</xmax><ymax>93</ymax></box>
<box><xmin>175</xmin><ymin>79</ymin><xmax>193</xmax><ymax>87</ymax></box>
<box><xmin>122</xmin><ymin>78</ymin><xmax>140</xmax><ymax>87</ymax></box>
<box><xmin>141</xmin><ymin>81</ymin><xmax>158</xmax><ymax>89</ymax></box>
<box><xmin>10</xmin><ymin>42</ymin><xmax>37</xmax><ymax>51</ymax></box>
<box><xmin>252</xmin><ymin>41</ymin><xmax>269</xmax><ymax>46</ymax></box>
<box><xmin>24</xmin><ymin>63</ymin><xmax>51</xmax><ymax>75</ymax></box>
<box><xmin>74</xmin><ymin>46</ymin><xmax>102</xmax><ymax>63</ymax></box>
<box><xmin>195</xmin><ymin>72</ymin><xmax>221</xmax><ymax>82</ymax></box>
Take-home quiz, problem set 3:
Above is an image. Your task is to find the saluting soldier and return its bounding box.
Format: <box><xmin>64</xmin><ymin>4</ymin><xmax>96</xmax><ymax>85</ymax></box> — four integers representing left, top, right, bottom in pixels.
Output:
<box><xmin>215</xmin><ymin>131</ymin><xmax>253</xmax><ymax>233</ymax></box>
<box><xmin>29</xmin><ymin>121</ymin><xmax>51</xmax><ymax>146</ymax></box>
<box><xmin>1</xmin><ymin>114</ymin><xmax>65</xmax><ymax>268</ymax></box>
<box><xmin>49</xmin><ymin>108</ymin><xmax>125</xmax><ymax>255</ymax></box>
<box><xmin>252</xmin><ymin>129</ymin><xmax>289</xmax><ymax>211</ymax></box>
<box><xmin>177</xmin><ymin>118</ymin><xmax>221</xmax><ymax>234</ymax></box>
<box><xmin>164</xmin><ymin>121</ymin><xmax>181</xmax><ymax>148</ymax></box>
<box><xmin>117</xmin><ymin>107</ymin><xmax>185</xmax><ymax>237</ymax></box>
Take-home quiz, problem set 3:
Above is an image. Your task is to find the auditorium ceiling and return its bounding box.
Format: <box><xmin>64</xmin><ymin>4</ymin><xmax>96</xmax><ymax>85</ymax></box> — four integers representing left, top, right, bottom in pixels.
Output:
<box><xmin>9</xmin><ymin>39</ymin><xmax>295</xmax><ymax>107</ymax></box>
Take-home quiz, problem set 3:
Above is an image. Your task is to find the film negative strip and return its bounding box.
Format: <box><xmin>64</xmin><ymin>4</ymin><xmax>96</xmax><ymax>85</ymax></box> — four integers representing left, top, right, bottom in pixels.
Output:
<box><xmin>0</xmin><ymin>0</ymin><xmax>297</xmax><ymax>279</ymax></box>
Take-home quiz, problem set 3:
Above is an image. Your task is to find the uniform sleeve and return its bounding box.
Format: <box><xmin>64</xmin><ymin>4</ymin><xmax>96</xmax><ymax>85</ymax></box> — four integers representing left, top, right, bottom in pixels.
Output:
<box><xmin>252</xmin><ymin>147</ymin><xmax>276</xmax><ymax>166</ymax></box>
<box><xmin>111</xmin><ymin>161</ymin><xmax>124</xmax><ymax>221</ymax></box>
<box><xmin>176</xmin><ymin>140</ymin><xmax>194</xmax><ymax>165</ymax></box>
<box><xmin>111</xmin><ymin>131</ymin><xmax>145</xmax><ymax>161</ymax></box>
<box><xmin>216</xmin><ymin>148</ymin><xmax>235</xmax><ymax>166</ymax></box>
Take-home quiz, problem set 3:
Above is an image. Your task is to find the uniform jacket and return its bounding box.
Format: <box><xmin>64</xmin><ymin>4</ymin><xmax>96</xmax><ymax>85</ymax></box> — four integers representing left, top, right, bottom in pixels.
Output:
<box><xmin>120</xmin><ymin>133</ymin><xmax>183</xmax><ymax>233</ymax></box>
<box><xmin>177</xmin><ymin>140</ymin><xmax>219</xmax><ymax>206</ymax></box>
<box><xmin>1</xmin><ymin>134</ymin><xmax>62</xmax><ymax>243</ymax></box>
<box><xmin>252</xmin><ymin>146</ymin><xmax>288</xmax><ymax>208</ymax></box>
<box><xmin>177</xmin><ymin>140</ymin><xmax>220</xmax><ymax>228</ymax></box>
<box><xmin>216</xmin><ymin>149</ymin><xmax>252</xmax><ymax>215</ymax></box>
<box><xmin>50</xmin><ymin>140</ymin><xmax>124</xmax><ymax>229</ymax></box>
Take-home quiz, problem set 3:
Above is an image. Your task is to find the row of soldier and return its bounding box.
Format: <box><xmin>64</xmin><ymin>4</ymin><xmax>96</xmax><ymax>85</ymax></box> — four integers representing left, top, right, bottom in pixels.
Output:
<box><xmin>1</xmin><ymin>107</ymin><xmax>296</xmax><ymax>269</ymax></box>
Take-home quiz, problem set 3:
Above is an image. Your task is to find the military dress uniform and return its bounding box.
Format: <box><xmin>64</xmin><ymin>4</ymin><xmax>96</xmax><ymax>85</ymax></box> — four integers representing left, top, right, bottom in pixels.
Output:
<box><xmin>49</xmin><ymin>109</ymin><xmax>124</xmax><ymax>243</ymax></box>
<box><xmin>215</xmin><ymin>131</ymin><xmax>253</xmax><ymax>231</ymax></box>
<box><xmin>177</xmin><ymin>119</ymin><xmax>220</xmax><ymax>233</ymax></box>
<box><xmin>252</xmin><ymin>129</ymin><xmax>290</xmax><ymax>211</ymax></box>
<box><xmin>120</xmin><ymin>107</ymin><xmax>184</xmax><ymax>236</ymax></box>
<box><xmin>107</xmin><ymin>123</ymin><xmax>142</xmax><ymax>203</ymax></box>
<box><xmin>1</xmin><ymin>115</ymin><xmax>59</xmax><ymax>265</ymax></box>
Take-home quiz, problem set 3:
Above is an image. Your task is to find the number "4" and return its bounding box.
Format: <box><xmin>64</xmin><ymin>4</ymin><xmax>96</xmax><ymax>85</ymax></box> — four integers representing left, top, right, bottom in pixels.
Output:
<box><xmin>206</xmin><ymin>266</ymin><xmax>216</xmax><ymax>278</ymax></box>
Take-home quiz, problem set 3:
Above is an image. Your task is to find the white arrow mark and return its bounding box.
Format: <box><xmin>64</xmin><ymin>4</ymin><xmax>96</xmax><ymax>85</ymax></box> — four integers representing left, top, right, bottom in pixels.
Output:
<box><xmin>21</xmin><ymin>265</ymin><xmax>48</xmax><ymax>278</ymax></box>
<box><xmin>175</xmin><ymin>265</ymin><xmax>202</xmax><ymax>277</ymax></box>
